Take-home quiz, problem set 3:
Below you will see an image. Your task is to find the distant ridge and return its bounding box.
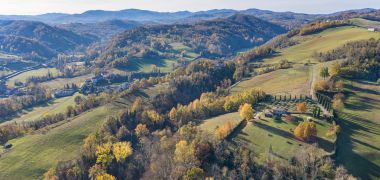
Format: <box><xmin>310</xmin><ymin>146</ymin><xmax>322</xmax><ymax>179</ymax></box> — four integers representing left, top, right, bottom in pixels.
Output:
<box><xmin>0</xmin><ymin>8</ymin><xmax>376</xmax><ymax>29</ymax></box>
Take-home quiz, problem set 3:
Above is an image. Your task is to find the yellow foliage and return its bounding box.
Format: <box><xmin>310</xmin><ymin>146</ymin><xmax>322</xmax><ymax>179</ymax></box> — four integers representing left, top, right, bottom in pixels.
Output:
<box><xmin>294</xmin><ymin>120</ymin><xmax>317</xmax><ymax>141</ymax></box>
<box><xmin>113</xmin><ymin>142</ymin><xmax>133</xmax><ymax>162</ymax></box>
<box><xmin>96</xmin><ymin>173</ymin><xmax>116</xmax><ymax>180</ymax></box>
<box><xmin>296</xmin><ymin>102</ymin><xmax>307</xmax><ymax>113</ymax></box>
<box><xmin>215</xmin><ymin>122</ymin><xmax>233</xmax><ymax>140</ymax></box>
<box><xmin>135</xmin><ymin>124</ymin><xmax>149</xmax><ymax>137</ymax></box>
<box><xmin>43</xmin><ymin>168</ymin><xmax>58</xmax><ymax>180</ymax></box>
<box><xmin>96</xmin><ymin>143</ymin><xmax>114</xmax><ymax>166</ymax></box>
<box><xmin>146</xmin><ymin>110</ymin><xmax>164</xmax><ymax>123</ymax></box>
<box><xmin>174</xmin><ymin>140</ymin><xmax>195</xmax><ymax>164</ymax></box>
<box><xmin>239</xmin><ymin>103</ymin><xmax>255</xmax><ymax>120</ymax></box>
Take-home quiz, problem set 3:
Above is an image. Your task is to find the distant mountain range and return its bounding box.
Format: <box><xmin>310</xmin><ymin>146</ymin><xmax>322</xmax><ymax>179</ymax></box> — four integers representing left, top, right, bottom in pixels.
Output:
<box><xmin>0</xmin><ymin>8</ymin><xmax>378</xmax><ymax>61</ymax></box>
<box><xmin>0</xmin><ymin>8</ymin><xmax>377</xmax><ymax>29</ymax></box>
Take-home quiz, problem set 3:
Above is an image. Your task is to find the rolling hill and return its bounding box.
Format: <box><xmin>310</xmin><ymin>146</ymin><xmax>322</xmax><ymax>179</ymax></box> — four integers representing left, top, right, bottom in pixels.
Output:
<box><xmin>100</xmin><ymin>14</ymin><xmax>286</xmax><ymax>66</ymax></box>
<box><xmin>57</xmin><ymin>19</ymin><xmax>142</xmax><ymax>42</ymax></box>
<box><xmin>0</xmin><ymin>20</ymin><xmax>95</xmax><ymax>59</ymax></box>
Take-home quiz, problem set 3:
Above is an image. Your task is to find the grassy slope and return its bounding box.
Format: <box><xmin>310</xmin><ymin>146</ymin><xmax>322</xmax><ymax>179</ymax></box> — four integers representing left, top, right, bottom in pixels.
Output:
<box><xmin>120</xmin><ymin>43</ymin><xmax>199</xmax><ymax>73</ymax></box>
<box><xmin>336</xmin><ymin>81</ymin><xmax>380</xmax><ymax>179</ymax></box>
<box><xmin>0</xmin><ymin>84</ymin><xmax>168</xmax><ymax>179</ymax></box>
<box><xmin>231</xmin><ymin>115</ymin><xmax>333</xmax><ymax>162</ymax></box>
<box><xmin>124</xmin><ymin>57</ymin><xmax>176</xmax><ymax>73</ymax></box>
<box><xmin>351</xmin><ymin>18</ymin><xmax>380</xmax><ymax>29</ymax></box>
<box><xmin>7</xmin><ymin>68</ymin><xmax>60</xmax><ymax>87</ymax></box>
<box><xmin>1</xmin><ymin>93</ymin><xmax>83</xmax><ymax>125</ymax></box>
<box><xmin>230</xmin><ymin>26</ymin><xmax>380</xmax><ymax>169</ymax></box>
<box><xmin>231</xmin><ymin>66</ymin><xmax>311</xmax><ymax>95</ymax></box>
<box><xmin>199</xmin><ymin>112</ymin><xmax>242</xmax><ymax>133</ymax></box>
<box><xmin>233</xmin><ymin>26</ymin><xmax>380</xmax><ymax>95</ymax></box>
<box><xmin>202</xmin><ymin>112</ymin><xmax>334</xmax><ymax>162</ymax></box>
<box><xmin>0</xmin><ymin>105</ymin><xmax>117</xmax><ymax>180</ymax></box>
<box><xmin>40</xmin><ymin>74</ymin><xmax>92</xmax><ymax>90</ymax></box>
<box><xmin>262</xmin><ymin>26</ymin><xmax>380</xmax><ymax>65</ymax></box>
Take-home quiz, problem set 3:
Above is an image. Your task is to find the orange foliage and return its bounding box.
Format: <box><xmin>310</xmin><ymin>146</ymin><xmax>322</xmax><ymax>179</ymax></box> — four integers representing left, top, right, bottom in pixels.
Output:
<box><xmin>296</xmin><ymin>102</ymin><xmax>307</xmax><ymax>113</ymax></box>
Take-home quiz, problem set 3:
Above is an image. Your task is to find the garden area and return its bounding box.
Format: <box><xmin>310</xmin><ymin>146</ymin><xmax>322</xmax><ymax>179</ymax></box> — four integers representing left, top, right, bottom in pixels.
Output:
<box><xmin>199</xmin><ymin>98</ymin><xmax>338</xmax><ymax>163</ymax></box>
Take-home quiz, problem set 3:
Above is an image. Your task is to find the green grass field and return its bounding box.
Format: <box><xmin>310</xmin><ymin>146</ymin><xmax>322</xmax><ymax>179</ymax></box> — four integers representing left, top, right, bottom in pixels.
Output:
<box><xmin>351</xmin><ymin>18</ymin><xmax>380</xmax><ymax>29</ymax></box>
<box><xmin>1</xmin><ymin>93</ymin><xmax>83</xmax><ymax>125</ymax></box>
<box><xmin>0</xmin><ymin>105</ymin><xmax>118</xmax><ymax>180</ymax></box>
<box><xmin>7</xmin><ymin>68</ymin><xmax>60</xmax><ymax>87</ymax></box>
<box><xmin>123</xmin><ymin>57</ymin><xmax>176</xmax><ymax>73</ymax></box>
<box><xmin>40</xmin><ymin>74</ymin><xmax>92</xmax><ymax>90</ymax></box>
<box><xmin>336</xmin><ymin>81</ymin><xmax>380</xmax><ymax>179</ymax></box>
<box><xmin>231</xmin><ymin>66</ymin><xmax>312</xmax><ymax>95</ymax></box>
<box><xmin>199</xmin><ymin>112</ymin><xmax>243</xmax><ymax>133</ymax></box>
<box><xmin>231</xmin><ymin>114</ymin><xmax>334</xmax><ymax>162</ymax></box>
<box><xmin>261</xmin><ymin>26</ymin><xmax>380</xmax><ymax>65</ymax></box>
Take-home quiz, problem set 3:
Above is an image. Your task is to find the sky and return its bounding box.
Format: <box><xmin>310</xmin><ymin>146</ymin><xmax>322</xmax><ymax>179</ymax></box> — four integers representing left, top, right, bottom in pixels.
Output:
<box><xmin>0</xmin><ymin>0</ymin><xmax>379</xmax><ymax>15</ymax></box>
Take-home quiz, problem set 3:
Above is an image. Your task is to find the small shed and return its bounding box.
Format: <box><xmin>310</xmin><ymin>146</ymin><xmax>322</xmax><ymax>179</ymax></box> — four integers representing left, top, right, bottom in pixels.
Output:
<box><xmin>368</xmin><ymin>28</ymin><xmax>376</xmax><ymax>32</ymax></box>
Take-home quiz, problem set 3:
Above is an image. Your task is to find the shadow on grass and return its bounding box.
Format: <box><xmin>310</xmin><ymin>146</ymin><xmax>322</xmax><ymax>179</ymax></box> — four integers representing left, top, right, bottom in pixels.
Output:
<box><xmin>345</xmin><ymin>83</ymin><xmax>380</xmax><ymax>95</ymax></box>
<box><xmin>335</xmin><ymin>111</ymin><xmax>380</xmax><ymax>179</ymax></box>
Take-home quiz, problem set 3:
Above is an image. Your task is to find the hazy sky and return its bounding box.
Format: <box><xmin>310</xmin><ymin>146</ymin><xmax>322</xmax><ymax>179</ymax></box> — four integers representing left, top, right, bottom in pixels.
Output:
<box><xmin>1</xmin><ymin>0</ymin><xmax>379</xmax><ymax>15</ymax></box>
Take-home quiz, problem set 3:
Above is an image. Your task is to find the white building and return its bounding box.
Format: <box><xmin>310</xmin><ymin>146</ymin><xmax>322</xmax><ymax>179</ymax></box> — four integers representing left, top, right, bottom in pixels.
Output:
<box><xmin>368</xmin><ymin>28</ymin><xmax>376</xmax><ymax>32</ymax></box>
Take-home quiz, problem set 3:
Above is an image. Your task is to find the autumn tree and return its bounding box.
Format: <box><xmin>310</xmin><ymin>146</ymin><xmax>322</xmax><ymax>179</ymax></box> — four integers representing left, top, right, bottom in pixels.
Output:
<box><xmin>131</xmin><ymin>97</ymin><xmax>143</xmax><ymax>112</ymax></box>
<box><xmin>294</xmin><ymin>120</ymin><xmax>317</xmax><ymax>141</ymax></box>
<box><xmin>145</xmin><ymin>110</ymin><xmax>164</xmax><ymax>124</ymax></box>
<box><xmin>296</xmin><ymin>102</ymin><xmax>307</xmax><ymax>113</ymax></box>
<box><xmin>320</xmin><ymin>67</ymin><xmax>330</xmax><ymax>79</ymax></box>
<box><xmin>183</xmin><ymin>167</ymin><xmax>205</xmax><ymax>180</ymax></box>
<box><xmin>239</xmin><ymin>103</ymin><xmax>255</xmax><ymax>121</ymax></box>
<box><xmin>334</xmin><ymin>80</ymin><xmax>344</xmax><ymax>91</ymax></box>
<box><xmin>215</xmin><ymin>122</ymin><xmax>233</xmax><ymax>140</ymax></box>
<box><xmin>113</xmin><ymin>142</ymin><xmax>133</xmax><ymax>162</ymax></box>
<box><xmin>96</xmin><ymin>143</ymin><xmax>114</xmax><ymax>167</ymax></box>
<box><xmin>43</xmin><ymin>168</ymin><xmax>58</xmax><ymax>180</ymax></box>
<box><xmin>174</xmin><ymin>140</ymin><xmax>197</xmax><ymax>166</ymax></box>
<box><xmin>135</xmin><ymin>124</ymin><xmax>149</xmax><ymax>137</ymax></box>
<box><xmin>96</xmin><ymin>173</ymin><xmax>116</xmax><ymax>180</ymax></box>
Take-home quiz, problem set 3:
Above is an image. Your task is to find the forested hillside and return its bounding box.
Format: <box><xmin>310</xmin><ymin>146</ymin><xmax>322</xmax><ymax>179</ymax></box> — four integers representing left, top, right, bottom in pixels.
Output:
<box><xmin>57</xmin><ymin>20</ymin><xmax>142</xmax><ymax>42</ymax></box>
<box><xmin>98</xmin><ymin>14</ymin><xmax>286</xmax><ymax>67</ymax></box>
<box><xmin>0</xmin><ymin>20</ymin><xmax>94</xmax><ymax>60</ymax></box>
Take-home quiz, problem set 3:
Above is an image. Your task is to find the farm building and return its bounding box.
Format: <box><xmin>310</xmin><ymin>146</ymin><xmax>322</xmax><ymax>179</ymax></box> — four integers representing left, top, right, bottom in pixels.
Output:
<box><xmin>368</xmin><ymin>28</ymin><xmax>377</xmax><ymax>32</ymax></box>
